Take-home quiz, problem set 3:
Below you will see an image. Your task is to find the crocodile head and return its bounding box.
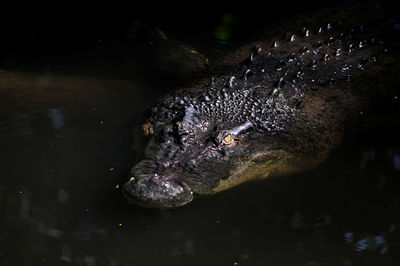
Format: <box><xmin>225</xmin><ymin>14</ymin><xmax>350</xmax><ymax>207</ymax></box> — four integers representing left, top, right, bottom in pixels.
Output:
<box><xmin>122</xmin><ymin>106</ymin><xmax>262</xmax><ymax>208</ymax></box>
<box><xmin>122</xmin><ymin>77</ymin><xmax>303</xmax><ymax>209</ymax></box>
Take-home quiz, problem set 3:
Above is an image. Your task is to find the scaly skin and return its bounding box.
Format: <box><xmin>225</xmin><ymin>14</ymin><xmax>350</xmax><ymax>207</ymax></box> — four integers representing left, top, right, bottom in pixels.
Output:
<box><xmin>122</xmin><ymin>5</ymin><xmax>400</xmax><ymax>208</ymax></box>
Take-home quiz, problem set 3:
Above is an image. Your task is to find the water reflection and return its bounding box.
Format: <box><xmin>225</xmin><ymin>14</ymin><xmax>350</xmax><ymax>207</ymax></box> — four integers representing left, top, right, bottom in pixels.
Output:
<box><xmin>1</xmin><ymin>70</ymin><xmax>400</xmax><ymax>265</ymax></box>
<box><xmin>47</xmin><ymin>109</ymin><xmax>65</xmax><ymax>129</ymax></box>
<box><xmin>214</xmin><ymin>13</ymin><xmax>236</xmax><ymax>44</ymax></box>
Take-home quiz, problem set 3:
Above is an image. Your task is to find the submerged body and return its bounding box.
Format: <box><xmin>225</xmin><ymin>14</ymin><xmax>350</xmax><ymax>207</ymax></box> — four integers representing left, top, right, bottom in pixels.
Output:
<box><xmin>123</xmin><ymin>5</ymin><xmax>400</xmax><ymax>208</ymax></box>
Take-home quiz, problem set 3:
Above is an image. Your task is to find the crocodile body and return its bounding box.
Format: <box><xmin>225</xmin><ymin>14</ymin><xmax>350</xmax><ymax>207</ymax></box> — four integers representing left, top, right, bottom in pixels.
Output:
<box><xmin>122</xmin><ymin>5</ymin><xmax>400</xmax><ymax>208</ymax></box>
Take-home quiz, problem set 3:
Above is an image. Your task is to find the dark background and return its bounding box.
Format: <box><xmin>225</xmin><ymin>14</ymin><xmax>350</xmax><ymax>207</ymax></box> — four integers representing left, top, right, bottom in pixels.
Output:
<box><xmin>0</xmin><ymin>1</ymin><xmax>366</xmax><ymax>60</ymax></box>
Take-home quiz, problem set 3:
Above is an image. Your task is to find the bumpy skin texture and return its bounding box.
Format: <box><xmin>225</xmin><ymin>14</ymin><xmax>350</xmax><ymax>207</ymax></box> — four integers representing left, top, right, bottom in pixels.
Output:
<box><xmin>122</xmin><ymin>7</ymin><xmax>399</xmax><ymax>208</ymax></box>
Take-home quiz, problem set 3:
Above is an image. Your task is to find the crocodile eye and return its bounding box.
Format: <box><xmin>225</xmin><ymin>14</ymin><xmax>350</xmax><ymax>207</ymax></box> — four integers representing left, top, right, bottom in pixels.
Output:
<box><xmin>216</xmin><ymin>130</ymin><xmax>234</xmax><ymax>146</ymax></box>
<box><xmin>223</xmin><ymin>134</ymin><xmax>232</xmax><ymax>144</ymax></box>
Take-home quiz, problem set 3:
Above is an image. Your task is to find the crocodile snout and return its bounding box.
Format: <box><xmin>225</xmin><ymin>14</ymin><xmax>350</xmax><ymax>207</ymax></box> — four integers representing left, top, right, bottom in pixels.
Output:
<box><xmin>122</xmin><ymin>170</ymin><xmax>194</xmax><ymax>209</ymax></box>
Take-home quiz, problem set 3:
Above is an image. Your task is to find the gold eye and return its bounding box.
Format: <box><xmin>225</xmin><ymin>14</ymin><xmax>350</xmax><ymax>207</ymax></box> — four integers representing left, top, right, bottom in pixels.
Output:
<box><xmin>217</xmin><ymin>130</ymin><xmax>235</xmax><ymax>147</ymax></box>
<box><xmin>223</xmin><ymin>134</ymin><xmax>232</xmax><ymax>144</ymax></box>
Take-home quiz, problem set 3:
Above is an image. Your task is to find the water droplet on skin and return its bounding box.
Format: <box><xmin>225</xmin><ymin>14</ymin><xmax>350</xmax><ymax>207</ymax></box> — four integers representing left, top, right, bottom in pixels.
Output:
<box><xmin>325</xmin><ymin>36</ymin><xmax>334</xmax><ymax>45</ymax></box>
<box><xmin>312</xmin><ymin>60</ymin><xmax>317</xmax><ymax>70</ymax></box>
<box><xmin>287</xmin><ymin>53</ymin><xmax>296</xmax><ymax>62</ymax></box>
<box><xmin>305</xmin><ymin>29</ymin><xmax>310</xmax><ymax>37</ymax></box>
<box><xmin>335</xmin><ymin>48</ymin><xmax>341</xmax><ymax>56</ymax></box>
<box><xmin>278</xmin><ymin>77</ymin><xmax>284</xmax><ymax>89</ymax></box>
<box><xmin>327</xmin><ymin>23</ymin><xmax>331</xmax><ymax>30</ymax></box>
<box><xmin>210</xmin><ymin>77</ymin><xmax>215</xmax><ymax>86</ymax></box>
<box><xmin>249</xmin><ymin>52</ymin><xmax>254</xmax><ymax>62</ymax></box>
<box><xmin>229</xmin><ymin>76</ymin><xmax>236</xmax><ymax>88</ymax></box>
<box><xmin>318</xmin><ymin>27</ymin><xmax>323</xmax><ymax>33</ymax></box>
<box><xmin>244</xmin><ymin>69</ymin><xmax>251</xmax><ymax>81</ymax></box>
<box><xmin>273</xmin><ymin>41</ymin><xmax>279</xmax><ymax>48</ymax></box>
<box><xmin>255</xmin><ymin>44</ymin><xmax>262</xmax><ymax>54</ymax></box>
<box><xmin>359</xmin><ymin>41</ymin><xmax>364</xmax><ymax>48</ymax></box>
<box><xmin>299</xmin><ymin>46</ymin><xmax>309</xmax><ymax>54</ymax></box>
<box><xmin>290</xmin><ymin>34</ymin><xmax>296</xmax><ymax>42</ymax></box>
<box><xmin>342</xmin><ymin>65</ymin><xmax>350</xmax><ymax>71</ymax></box>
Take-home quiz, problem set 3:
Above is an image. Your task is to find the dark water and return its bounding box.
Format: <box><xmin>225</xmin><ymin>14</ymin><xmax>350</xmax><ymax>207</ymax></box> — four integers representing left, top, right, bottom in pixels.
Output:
<box><xmin>1</xmin><ymin>1</ymin><xmax>400</xmax><ymax>265</ymax></box>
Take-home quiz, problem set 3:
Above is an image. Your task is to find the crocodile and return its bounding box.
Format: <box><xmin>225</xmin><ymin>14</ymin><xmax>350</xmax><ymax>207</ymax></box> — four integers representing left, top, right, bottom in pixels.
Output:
<box><xmin>122</xmin><ymin>4</ymin><xmax>400</xmax><ymax>208</ymax></box>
